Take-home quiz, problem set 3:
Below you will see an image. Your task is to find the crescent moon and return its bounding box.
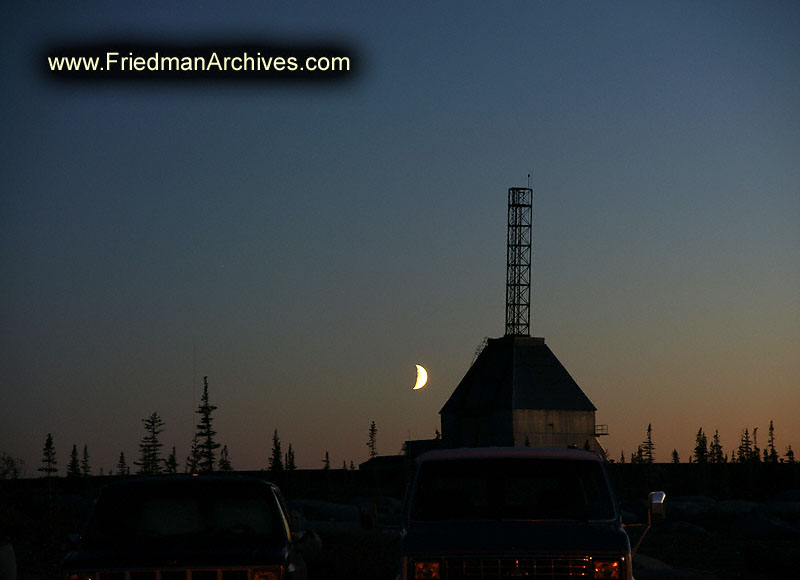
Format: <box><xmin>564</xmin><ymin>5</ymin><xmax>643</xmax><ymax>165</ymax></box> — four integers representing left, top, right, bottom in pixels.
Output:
<box><xmin>413</xmin><ymin>364</ymin><xmax>428</xmax><ymax>390</ymax></box>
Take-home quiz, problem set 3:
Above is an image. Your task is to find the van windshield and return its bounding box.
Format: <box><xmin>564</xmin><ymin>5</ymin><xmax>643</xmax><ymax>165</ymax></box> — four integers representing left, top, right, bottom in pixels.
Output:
<box><xmin>410</xmin><ymin>458</ymin><xmax>616</xmax><ymax>522</ymax></box>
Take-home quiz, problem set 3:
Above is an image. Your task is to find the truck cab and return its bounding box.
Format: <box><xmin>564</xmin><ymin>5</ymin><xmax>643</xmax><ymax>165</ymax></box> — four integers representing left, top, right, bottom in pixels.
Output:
<box><xmin>400</xmin><ymin>447</ymin><xmax>634</xmax><ymax>580</ymax></box>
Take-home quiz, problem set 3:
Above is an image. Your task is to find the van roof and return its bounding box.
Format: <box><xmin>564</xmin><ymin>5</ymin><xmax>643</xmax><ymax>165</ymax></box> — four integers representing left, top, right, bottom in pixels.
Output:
<box><xmin>417</xmin><ymin>446</ymin><xmax>603</xmax><ymax>464</ymax></box>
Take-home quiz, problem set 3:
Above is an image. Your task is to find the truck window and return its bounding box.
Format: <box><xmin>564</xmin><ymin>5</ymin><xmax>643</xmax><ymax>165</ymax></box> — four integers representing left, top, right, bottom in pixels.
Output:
<box><xmin>84</xmin><ymin>482</ymin><xmax>281</xmax><ymax>547</ymax></box>
<box><xmin>410</xmin><ymin>458</ymin><xmax>616</xmax><ymax>522</ymax></box>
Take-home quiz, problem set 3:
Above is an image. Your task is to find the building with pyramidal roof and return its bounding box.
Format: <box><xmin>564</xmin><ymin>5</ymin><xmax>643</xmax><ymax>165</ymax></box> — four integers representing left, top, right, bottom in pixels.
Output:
<box><xmin>439</xmin><ymin>183</ymin><xmax>607</xmax><ymax>456</ymax></box>
<box><xmin>440</xmin><ymin>335</ymin><xmax>605</xmax><ymax>454</ymax></box>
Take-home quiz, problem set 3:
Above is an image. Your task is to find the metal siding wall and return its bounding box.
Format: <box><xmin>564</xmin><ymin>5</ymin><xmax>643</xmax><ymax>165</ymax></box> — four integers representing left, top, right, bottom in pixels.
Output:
<box><xmin>441</xmin><ymin>410</ymin><xmax>514</xmax><ymax>447</ymax></box>
<box><xmin>512</xmin><ymin>409</ymin><xmax>596</xmax><ymax>448</ymax></box>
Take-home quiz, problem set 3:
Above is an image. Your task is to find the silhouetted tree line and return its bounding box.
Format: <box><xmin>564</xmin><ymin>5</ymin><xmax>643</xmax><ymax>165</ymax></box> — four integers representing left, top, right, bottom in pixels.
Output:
<box><xmin>15</xmin><ymin>411</ymin><xmax>796</xmax><ymax>479</ymax></box>
<box><xmin>619</xmin><ymin>419</ymin><xmax>795</xmax><ymax>464</ymax></box>
<box><xmin>16</xmin><ymin>372</ymin><xmax>374</xmax><ymax>479</ymax></box>
<box><xmin>16</xmin><ymin>376</ymin><xmax>233</xmax><ymax>479</ymax></box>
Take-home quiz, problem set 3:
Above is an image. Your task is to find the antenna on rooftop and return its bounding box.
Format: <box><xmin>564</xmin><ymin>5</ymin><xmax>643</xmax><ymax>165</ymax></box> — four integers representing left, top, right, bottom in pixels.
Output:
<box><xmin>505</xmin><ymin>179</ymin><xmax>533</xmax><ymax>336</ymax></box>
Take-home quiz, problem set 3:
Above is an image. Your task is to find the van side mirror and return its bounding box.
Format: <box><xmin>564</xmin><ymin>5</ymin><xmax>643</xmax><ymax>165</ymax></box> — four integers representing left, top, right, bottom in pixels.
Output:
<box><xmin>632</xmin><ymin>491</ymin><xmax>667</xmax><ymax>556</ymax></box>
<box><xmin>648</xmin><ymin>491</ymin><xmax>666</xmax><ymax>525</ymax></box>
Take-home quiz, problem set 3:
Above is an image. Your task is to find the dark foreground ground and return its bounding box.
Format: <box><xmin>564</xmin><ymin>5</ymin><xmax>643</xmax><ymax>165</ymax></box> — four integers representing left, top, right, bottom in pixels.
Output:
<box><xmin>2</xmin><ymin>482</ymin><xmax>800</xmax><ymax>580</ymax></box>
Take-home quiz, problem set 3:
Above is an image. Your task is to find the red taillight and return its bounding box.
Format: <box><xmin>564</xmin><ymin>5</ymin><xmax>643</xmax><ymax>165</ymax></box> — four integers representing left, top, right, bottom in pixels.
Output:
<box><xmin>413</xmin><ymin>560</ymin><xmax>441</xmax><ymax>579</ymax></box>
<box><xmin>593</xmin><ymin>558</ymin><xmax>622</xmax><ymax>579</ymax></box>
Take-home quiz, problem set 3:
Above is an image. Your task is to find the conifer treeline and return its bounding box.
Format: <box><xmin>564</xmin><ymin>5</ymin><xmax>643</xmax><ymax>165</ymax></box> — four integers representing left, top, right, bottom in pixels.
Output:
<box><xmin>11</xmin><ymin>393</ymin><xmax>797</xmax><ymax>477</ymax></box>
<box><xmin>620</xmin><ymin>420</ymin><xmax>796</xmax><ymax>464</ymax></box>
<box><xmin>12</xmin><ymin>375</ymin><xmax>368</xmax><ymax>478</ymax></box>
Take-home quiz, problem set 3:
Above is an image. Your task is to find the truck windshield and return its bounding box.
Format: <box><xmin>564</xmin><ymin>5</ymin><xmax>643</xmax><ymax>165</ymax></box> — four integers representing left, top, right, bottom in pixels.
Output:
<box><xmin>84</xmin><ymin>481</ymin><xmax>282</xmax><ymax>547</ymax></box>
<box><xmin>410</xmin><ymin>458</ymin><xmax>616</xmax><ymax>521</ymax></box>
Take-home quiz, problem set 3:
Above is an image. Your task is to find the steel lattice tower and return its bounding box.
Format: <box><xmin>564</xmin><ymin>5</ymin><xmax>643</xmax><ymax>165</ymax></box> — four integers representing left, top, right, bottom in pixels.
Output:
<box><xmin>505</xmin><ymin>186</ymin><xmax>533</xmax><ymax>336</ymax></box>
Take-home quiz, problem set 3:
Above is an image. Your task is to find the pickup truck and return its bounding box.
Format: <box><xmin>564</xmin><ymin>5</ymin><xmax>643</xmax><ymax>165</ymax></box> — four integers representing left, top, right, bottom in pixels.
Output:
<box><xmin>399</xmin><ymin>447</ymin><xmax>663</xmax><ymax>580</ymax></box>
<box><xmin>61</xmin><ymin>475</ymin><xmax>307</xmax><ymax>580</ymax></box>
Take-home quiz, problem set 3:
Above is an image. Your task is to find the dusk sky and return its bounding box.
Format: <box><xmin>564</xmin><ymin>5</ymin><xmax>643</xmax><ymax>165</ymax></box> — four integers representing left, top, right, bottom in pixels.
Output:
<box><xmin>2</xmin><ymin>1</ymin><xmax>798</xmax><ymax>473</ymax></box>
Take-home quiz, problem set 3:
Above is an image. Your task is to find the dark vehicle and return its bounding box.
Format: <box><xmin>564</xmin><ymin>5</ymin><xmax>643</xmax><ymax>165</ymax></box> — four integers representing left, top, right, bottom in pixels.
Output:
<box><xmin>62</xmin><ymin>476</ymin><xmax>307</xmax><ymax>580</ymax></box>
<box><xmin>400</xmin><ymin>447</ymin><xmax>663</xmax><ymax>580</ymax></box>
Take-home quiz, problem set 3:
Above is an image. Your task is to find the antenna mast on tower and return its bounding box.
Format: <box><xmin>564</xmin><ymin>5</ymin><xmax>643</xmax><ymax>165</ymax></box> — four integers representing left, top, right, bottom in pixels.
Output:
<box><xmin>505</xmin><ymin>180</ymin><xmax>533</xmax><ymax>336</ymax></box>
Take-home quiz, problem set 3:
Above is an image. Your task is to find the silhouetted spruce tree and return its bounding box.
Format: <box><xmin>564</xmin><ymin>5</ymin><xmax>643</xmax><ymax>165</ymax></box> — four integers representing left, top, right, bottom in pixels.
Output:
<box><xmin>694</xmin><ymin>428</ymin><xmax>708</xmax><ymax>463</ymax></box>
<box><xmin>116</xmin><ymin>451</ymin><xmax>129</xmax><ymax>475</ymax></box>
<box><xmin>709</xmin><ymin>430</ymin><xmax>724</xmax><ymax>463</ymax></box>
<box><xmin>766</xmin><ymin>420</ymin><xmax>779</xmax><ymax>463</ymax></box>
<box><xmin>322</xmin><ymin>451</ymin><xmax>330</xmax><ymax>470</ymax></box>
<box><xmin>752</xmin><ymin>427</ymin><xmax>761</xmax><ymax>463</ymax></box>
<box><xmin>136</xmin><ymin>411</ymin><xmax>165</xmax><ymax>475</ymax></box>
<box><xmin>786</xmin><ymin>445</ymin><xmax>795</xmax><ymax>463</ymax></box>
<box><xmin>286</xmin><ymin>444</ymin><xmax>296</xmax><ymax>471</ymax></box>
<box><xmin>641</xmin><ymin>424</ymin><xmax>655</xmax><ymax>463</ymax></box>
<box><xmin>165</xmin><ymin>446</ymin><xmax>178</xmax><ymax>474</ymax></box>
<box><xmin>81</xmin><ymin>445</ymin><xmax>91</xmax><ymax>477</ymax></box>
<box><xmin>737</xmin><ymin>428</ymin><xmax>753</xmax><ymax>463</ymax></box>
<box><xmin>67</xmin><ymin>444</ymin><xmax>81</xmax><ymax>477</ymax></box>
<box><xmin>218</xmin><ymin>445</ymin><xmax>233</xmax><ymax>471</ymax></box>
<box><xmin>367</xmin><ymin>420</ymin><xmax>378</xmax><ymax>460</ymax></box>
<box><xmin>269</xmin><ymin>429</ymin><xmax>283</xmax><ymax>474</ymax></box>
<box><xmin>671</xmin><ymin>449</ymin><xmax>680</xmax><ymax>463</ymax></box>
<box><xmin>186</xmin><ymin>435</ymin><xmax>200</xmax><ymax>473</ymax></box>
<box><xmin>195</xmin><ymin>376</ymin><xmax>220</xmax><ymax>473</ymax></box>
<box><xmin>38</xmin><ymin>433</ymin><xmax>58</xmax><ymax>477</ymax></box>
<box><xmin>350</xmin><ymin>460</ymin><xmax>356</xmax><ymax>470</ymax></box>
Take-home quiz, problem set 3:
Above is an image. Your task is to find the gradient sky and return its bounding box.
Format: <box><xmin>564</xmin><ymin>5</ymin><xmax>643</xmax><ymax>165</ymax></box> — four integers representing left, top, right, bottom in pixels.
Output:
<box><xmin>2</xmin><ymin>1</ymin><xmax>799</xmax><ymax>473</ymax></box>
